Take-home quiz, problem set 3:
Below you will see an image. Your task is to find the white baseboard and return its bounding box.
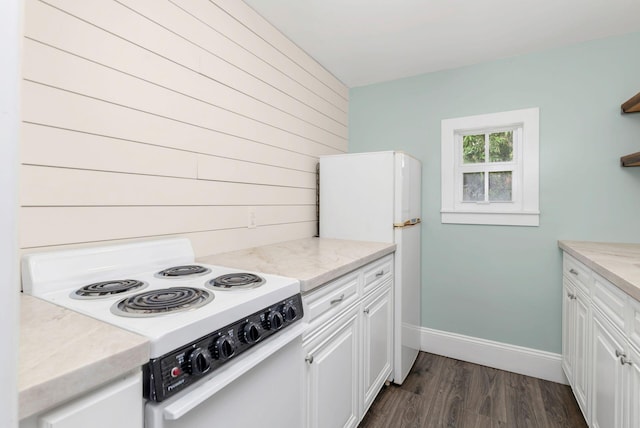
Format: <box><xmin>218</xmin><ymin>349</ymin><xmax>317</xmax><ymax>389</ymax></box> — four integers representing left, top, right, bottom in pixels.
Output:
<box><xmin>418</xmin><ymin>326</ymin><xmax>568</xmax><ymax>385</ymax></box>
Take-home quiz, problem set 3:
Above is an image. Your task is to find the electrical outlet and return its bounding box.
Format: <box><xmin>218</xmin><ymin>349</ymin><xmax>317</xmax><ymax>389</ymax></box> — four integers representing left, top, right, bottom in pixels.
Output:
<box><xmin>247</xmin><ymin>207</ymin><xmax>257</xmax><ymax>229</ymax></box>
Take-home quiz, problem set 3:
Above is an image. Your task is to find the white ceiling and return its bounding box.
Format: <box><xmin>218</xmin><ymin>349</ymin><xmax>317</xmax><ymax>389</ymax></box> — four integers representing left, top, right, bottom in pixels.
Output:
<box><xmin>243</xmin><ymin>0</ymin><xmax>640</xmax><ymax>88</ymax></box>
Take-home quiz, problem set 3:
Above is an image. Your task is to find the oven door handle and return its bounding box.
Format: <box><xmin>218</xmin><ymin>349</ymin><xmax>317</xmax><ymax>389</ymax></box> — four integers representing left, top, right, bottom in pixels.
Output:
<box><xmin>160</xmin><ymin>322</ymin><xmax>307</xmax><ymax>420</ymax></box>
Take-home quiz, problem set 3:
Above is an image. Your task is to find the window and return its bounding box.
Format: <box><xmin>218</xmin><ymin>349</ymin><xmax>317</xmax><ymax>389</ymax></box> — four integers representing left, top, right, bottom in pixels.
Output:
<box><xmin>460</xmin><ymin>129</ymin><xmax>515</xmax><ymax>203</ymax></box>
<box><xmin>441</xmin><ymin>108</ymin><xmax>539</xmax><ymax>226</ymax></box>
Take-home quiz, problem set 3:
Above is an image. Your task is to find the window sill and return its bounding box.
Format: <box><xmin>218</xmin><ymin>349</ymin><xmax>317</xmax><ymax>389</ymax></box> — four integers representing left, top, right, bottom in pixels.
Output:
<box><xmin>441</xmin><ymin>211</ymin><xmax>540</xmax><ymax>226</ymax></box>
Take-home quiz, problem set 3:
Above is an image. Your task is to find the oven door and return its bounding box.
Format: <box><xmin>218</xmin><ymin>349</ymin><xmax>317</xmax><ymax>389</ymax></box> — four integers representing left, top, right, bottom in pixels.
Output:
<box><xmin>145</xmin><ymin>323</ymin><xmax>306</xmax><ymax>428</ymax></box>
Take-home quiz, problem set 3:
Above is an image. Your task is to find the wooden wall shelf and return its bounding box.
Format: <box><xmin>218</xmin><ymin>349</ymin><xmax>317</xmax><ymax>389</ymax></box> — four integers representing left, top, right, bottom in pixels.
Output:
<box><xmin>621</xmin><ymin>152</ymin><xmax>640</xmax><ymax>167</ymax></box>
<box><xmin>621</xmin><ymin>91</ymin><xmax>640</xmax><ymax>167</ymax></box>
<box><xmin>622</xmin><ymin>92</ymin><xmax>640</xmax><ymax>113</ymax></box>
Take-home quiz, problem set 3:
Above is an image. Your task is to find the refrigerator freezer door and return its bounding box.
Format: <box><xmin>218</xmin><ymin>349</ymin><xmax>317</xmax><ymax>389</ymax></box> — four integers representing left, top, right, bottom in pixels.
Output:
<box><xmin>320</xmin><ymin>152</ymin><xmax>395</xmax><ymax>243</ymax></box>
<box><xmin>394</xmin><ymin>153</ymin><xmax>422</xmax><ymax>225</ymax></box>
<box><xmin>393</xmin><ymin>223</ymin><xmax>421</xmax><ymax>384</ymax></box>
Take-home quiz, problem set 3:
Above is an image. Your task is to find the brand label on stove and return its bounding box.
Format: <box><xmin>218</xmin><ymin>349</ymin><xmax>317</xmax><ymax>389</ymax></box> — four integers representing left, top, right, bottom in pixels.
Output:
<box><xmin>167</xmin><ymin>378</ymin><xmax>186</xmax><ymax>391</ymax></box>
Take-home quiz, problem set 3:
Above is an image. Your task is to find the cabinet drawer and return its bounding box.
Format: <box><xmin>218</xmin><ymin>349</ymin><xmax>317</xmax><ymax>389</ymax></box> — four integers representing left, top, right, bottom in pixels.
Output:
<box><xmin>592</xmin><ymin>273</ymin><xmax>626</xmax><ymax>333</ymax></box>
<box><xmin>363</xmin><ymin>255</ymin><xmax>393</xmax><ymax>293</ymax></box>
<box><xmin>563</xmin><ymin>253</ymin><xmax>592</xmax><ymax>296</ymax></box>
<box><xmin>303</xmin><ymin>272</ymin><xmax>359</xmax><ymax>325</ymax></box>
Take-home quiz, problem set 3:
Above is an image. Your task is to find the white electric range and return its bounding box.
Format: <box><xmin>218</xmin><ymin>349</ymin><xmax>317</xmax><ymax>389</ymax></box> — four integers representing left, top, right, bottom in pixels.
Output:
<box><xmin>22</xmin><ymin>238</ymin><xmax>306</xmax><ymax>428</ymax></box>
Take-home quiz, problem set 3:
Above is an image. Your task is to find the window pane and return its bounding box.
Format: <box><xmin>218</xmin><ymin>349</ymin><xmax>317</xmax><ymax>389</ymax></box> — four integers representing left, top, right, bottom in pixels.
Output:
<box><xmin>489</xmin><ymin>171</ymin><xmax>512</xmax><ymax>201</ymax></box>
<box><xmin>463</xmin><ymin>134</ymin><xmax>485</xmax><ymax>163</ymax></box>
<box><xmin>463</xmin><ymin>172</ymin><xmax>485</xmax><ymax>201</ymax></box>
<box><xmin>489</xmin><ymin>131</ymin><xmax>513</xmax><ymax>162</ymax></box>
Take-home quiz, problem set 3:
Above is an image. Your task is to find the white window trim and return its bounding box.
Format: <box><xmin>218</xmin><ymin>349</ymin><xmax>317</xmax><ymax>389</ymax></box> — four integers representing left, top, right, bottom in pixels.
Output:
<box><xmin>441</xmin><ymin>108</ymin><xmax>539</xmax><ymax>226</ymax></box>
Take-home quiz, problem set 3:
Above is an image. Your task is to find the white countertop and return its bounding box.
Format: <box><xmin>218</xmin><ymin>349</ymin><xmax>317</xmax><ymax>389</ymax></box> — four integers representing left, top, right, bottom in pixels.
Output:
<box><xmin>19</xmin><ymin>295</ymin><xmax>149</xmax><ymax>420</ymax></box>
<box><xmin>198</xmin><ymin>237</ymin><xmax>396</xmax><ymax>293</ymax></box>
<box><xmin>558</xmin><ymin>240</ymin><xmax>640</xmax><ymax>301</ymax></box>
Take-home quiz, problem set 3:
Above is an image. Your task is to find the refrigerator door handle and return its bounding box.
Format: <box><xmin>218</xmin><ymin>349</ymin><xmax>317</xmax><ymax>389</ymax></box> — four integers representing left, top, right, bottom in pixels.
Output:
<box><xmin>393</xmin><ymin>218</ymin><xmax>421</xmax><ymax>228</ymax></box>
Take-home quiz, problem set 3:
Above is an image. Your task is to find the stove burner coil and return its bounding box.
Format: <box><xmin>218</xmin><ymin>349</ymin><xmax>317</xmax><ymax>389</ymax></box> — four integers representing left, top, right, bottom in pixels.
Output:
<box><xmin>111</xmin><ymin>287</ymin><xmax>213</xmax><ymax>317</ymax></box>
<box><xmin>72</xmin><ymin>279</ymin><xmax>147</xmax><ymax>299</ymax></box>
<box><xmin>156</xmin><ymin>265</ymin><xmax>211</xmax><ymax>278</ymax></box>
<box><xmin>206</xmin><ymin>273</ymin><xmax>265</xmax><ymax>290</ymax></box>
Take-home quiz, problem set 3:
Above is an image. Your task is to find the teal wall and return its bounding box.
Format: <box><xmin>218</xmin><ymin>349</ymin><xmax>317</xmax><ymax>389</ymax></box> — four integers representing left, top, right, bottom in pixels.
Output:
<box><xmin>349</xmin><ymin>32</ymin><xmax>640</xmax><ymax>353</ymax></box>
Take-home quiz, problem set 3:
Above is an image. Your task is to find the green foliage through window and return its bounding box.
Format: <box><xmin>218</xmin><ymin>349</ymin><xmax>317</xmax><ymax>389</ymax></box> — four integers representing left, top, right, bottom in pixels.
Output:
<box><xmin>489</xmin><ymin>131</ymin><xmax>513</xmax><ymax>162</ymax></box>
<box><xmin>462</xmin><ymin>134</ymin><xmax>485</xmax><ymax>163</ymax></box>
<box><xmin>462</xmin><ymin>130</ymin><xmax>513</xmax><ymax>164</ymax></box>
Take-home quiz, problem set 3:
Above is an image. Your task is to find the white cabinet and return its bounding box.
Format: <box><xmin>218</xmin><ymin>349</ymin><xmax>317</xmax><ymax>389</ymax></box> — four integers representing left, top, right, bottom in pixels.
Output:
<box><xmin>302</xmin><ymin>254</ymin><xmax>394</xmax><ymax>428</ymax></box>
<box><xmin>625</xmin><ymin>345</ymin><xmax>640</xmax><ymax>428</ymax></box>
<box><xmin>20</xmin><ymin>371</ymin><xmax>142</xmax><ymax>428</ymax></box>
<box><xmin>562</xmin><ymin>270</ymin><xmax>590</xmax><ymax>419</ymax></box>
<box><xmin>589</xmin><ymin>305</ymin><xmax>640</xmax><ymax>428</ymax></box>
<box><xmin>362</xmin><ymin>281</ymin><xmax>393</xmax><ymax>414</ymax></box>
<box><xmin>591</xmin><ymin>310</ymin><xmax>626</xmax><ymax>428</ymax></box>
<box><xmin>562</xmin><ymin>252</ymin><xmax>640</xmax><ymax>428</ymax></box>
<box><xmin>562</xmin><ymin>278</ymin><xmax>576</xmax><ymax>384</ymax></box>
<box><xmin>304</xmin><ymin>305</ymin><xmax>360</xmax><ymax>428</ymax></box>
<box><xmin>574</xmin><ymin>287</ymin><xmax>590</xmax><ymax>413</ymax></box>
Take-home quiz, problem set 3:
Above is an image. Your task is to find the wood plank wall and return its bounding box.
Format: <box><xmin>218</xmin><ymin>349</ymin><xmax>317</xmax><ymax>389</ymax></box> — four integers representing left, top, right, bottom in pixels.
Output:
<box><xmin>20</xmin><ymin>0</ymin><xmax>348</xmax><ymax>257</ymax></box>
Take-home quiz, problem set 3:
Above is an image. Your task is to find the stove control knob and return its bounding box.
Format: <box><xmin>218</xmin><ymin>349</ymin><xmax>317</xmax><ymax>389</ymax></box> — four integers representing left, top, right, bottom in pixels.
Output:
<box><xmin>188</xmin><ymin>348</ymin><xmax>211</xmax><ymax>376</ymax></box>
<box><xmin>265</xmin><ymin>310</ymin><xmax>284</xmax><ymax>331</ymax></box>
<box><xmin>214</xmin><ymin>335</ymin><xmax>236</xmax><ymax>360</ymax></box>
<box><xmin>281</xmin><ymin>302</ymin><xmax>298</xmax><ymax>322</ymax></box>
<box><xmin>243</xmin><ymin>322</ymin><xmax>262</xmax><ymax>344</ymax></box>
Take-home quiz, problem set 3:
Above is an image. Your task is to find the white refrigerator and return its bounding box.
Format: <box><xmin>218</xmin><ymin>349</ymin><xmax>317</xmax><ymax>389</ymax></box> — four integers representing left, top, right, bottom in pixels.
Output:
<box><xmin>319</xmin><ymin>151</ymin><xmax>421</xmax><ymax>384</ymax></box>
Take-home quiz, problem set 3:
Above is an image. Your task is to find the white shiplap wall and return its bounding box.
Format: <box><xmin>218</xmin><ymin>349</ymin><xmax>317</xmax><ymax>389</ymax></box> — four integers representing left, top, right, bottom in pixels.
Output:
<box><xmin>20</xmin><ymin>0</ymin><xmax>348</xmax><ymax>257</ymax></box>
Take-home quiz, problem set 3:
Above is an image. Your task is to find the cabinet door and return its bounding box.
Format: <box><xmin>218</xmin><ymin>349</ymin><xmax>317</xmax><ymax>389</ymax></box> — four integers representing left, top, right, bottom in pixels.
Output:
<box><xmin>562</xmin><ymin>278</ymin><xmax>576</xmax><ymax>383</ymax></box>
<box><xmin>573</xmin><ymin>289</ymin><xmax>590</xmax><ymax>420</ymax></box>
<box><xmin>591</xmin><ymin>310</ymin><xmax>626</xmax><ymax>428</ymax></box>
<box><xmin>362</xmin><ymin>282</ymin><xmax>393</xmax><ymax>414</ymax></box>
<box><xmin>625</xmin><ymin>345</ymin><xmax>640</xmax><ymax>428</ymax></box>
<box><xmin>304</xmin><ymin>306</ymin><xmax>360</xmax><ymax>428</ymax></box>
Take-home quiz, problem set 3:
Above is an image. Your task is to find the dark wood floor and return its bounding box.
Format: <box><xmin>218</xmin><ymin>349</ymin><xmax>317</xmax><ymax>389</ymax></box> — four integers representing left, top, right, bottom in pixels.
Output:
<box><xmin>359</xmin><ymin>352</ymin><xmax>587</xmax><ymax>428</ymax></box>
